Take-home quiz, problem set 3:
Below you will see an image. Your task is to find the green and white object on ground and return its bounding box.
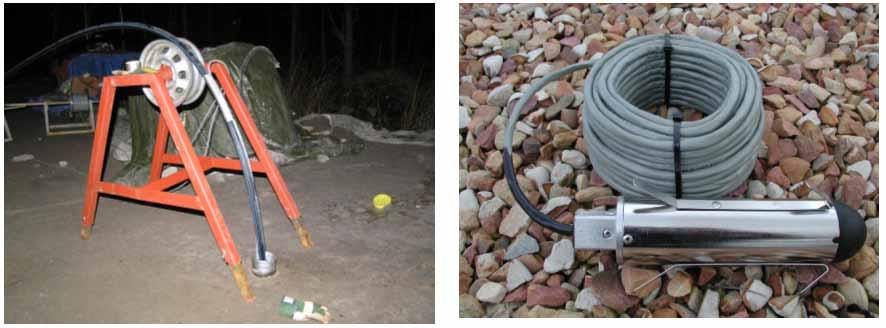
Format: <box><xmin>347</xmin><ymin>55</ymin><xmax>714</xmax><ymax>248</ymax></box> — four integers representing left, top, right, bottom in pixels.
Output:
<box><xmin>278</xmin><ymin>296</ymin><xmax>330</xmax><ymax>324</ymax></box>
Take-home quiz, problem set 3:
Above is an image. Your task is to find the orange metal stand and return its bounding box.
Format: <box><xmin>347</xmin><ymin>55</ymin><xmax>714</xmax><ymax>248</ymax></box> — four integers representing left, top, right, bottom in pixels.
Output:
<box><xmin>80</xmin><ymin>62</ymin><xmax>313</xmax><ymax>302</ymax></box>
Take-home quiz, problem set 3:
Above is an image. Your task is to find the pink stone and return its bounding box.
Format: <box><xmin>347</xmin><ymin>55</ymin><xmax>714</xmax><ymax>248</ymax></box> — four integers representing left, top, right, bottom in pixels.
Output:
<box><xmin>797</xmin><ymin>89</ymin><xmax>820</xmax><ymax>109</ymax></box>
<box><xmin>840</xmin><ymin>175</ymin><xmax>866</xmax><ymax>208</ymax></box>
<box><xmin>784</xmin><ymin>21</ymin><xmax>807</xmax><ymax>40</ymax></box>
<box><xmin>729</xmin><ymin>182</ymin><xmax>748</xmax><ymax>198</ymax></box>
<box><xmin>590</xmin><ymin>269</ymin><xmax>640</xmax><ymax>313</ymax></box>
<box><xmin>767</xmin><ymin>167</ymin><xmax>791</xmax><ymax>188</ymax></box>
<box><xmin>503</xmin><ymin>284</ymin><xmax>528</xmax><ymax>303</ymax></box>
<box><xmin>507</xmin><ymin>95</ymin><xmax>538</xmax><ymax>117</ymax></box>
<box><xmin>593</xmin><ymin>196</ymin><xmax>619</xmax><ymax>207</ymax></box>
<box><xmin>560</xmin><ymin>36</ymin><xmax>580</xmax><ymax>48</ymax></box>
<box><xmin>784</xmin><ymin>94</ymin><xmax>809</xmax><ymax>113</ymax></box>
<box><xmin>590</xmin><ymin>170</ymin><xmax>608</xmax><ymax>186</ymax></box>
<box><xmin>754</xmin><ymin>160</ymin><xmax>766</xmax><ymax>180</ymax></box>
<box><xmin>795</xmin><ymin>135</ymin><xmax>820</xmax><ymax>162</ymax></box>
<box><xmin>476</xmin><ymin>124</ymin><xmax>497</xmax><ymax>150</ymax></box>
<box><xmin>586</xmin><ymin>40</ymin><xmax>605</xmax><ymax>57</ymax></box>
<box><xmin>526</xmin><ymin>284</ymin><xmax>571</xmax><ymax>307</ymax></box>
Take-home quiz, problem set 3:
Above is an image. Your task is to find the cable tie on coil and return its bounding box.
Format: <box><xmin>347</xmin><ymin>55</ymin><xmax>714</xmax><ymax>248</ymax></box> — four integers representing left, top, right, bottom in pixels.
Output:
<box><xmin>672</xmin><ymin>110</ymin><xmax>683</xmax><ymax>199</ymax></box>
<box><xmin>663</xmin><ymin>34</ymin><xmax>682</xmax><ymax>198</ymax></box>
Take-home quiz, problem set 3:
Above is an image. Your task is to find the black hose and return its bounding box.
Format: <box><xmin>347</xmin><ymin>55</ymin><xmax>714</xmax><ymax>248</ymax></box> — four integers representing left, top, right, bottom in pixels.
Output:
<box><xmin>5</xmin><ymin>22</ymin><xmax>206</xmax><ymax>80</ymax></box>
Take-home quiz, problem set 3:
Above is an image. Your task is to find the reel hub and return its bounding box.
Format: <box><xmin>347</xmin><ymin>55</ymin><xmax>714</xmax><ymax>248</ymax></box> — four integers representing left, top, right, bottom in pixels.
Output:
<box><xmin>139</xmin><ymin>38</ymin><xmax>206</xmax><ymax>107</ymax></box>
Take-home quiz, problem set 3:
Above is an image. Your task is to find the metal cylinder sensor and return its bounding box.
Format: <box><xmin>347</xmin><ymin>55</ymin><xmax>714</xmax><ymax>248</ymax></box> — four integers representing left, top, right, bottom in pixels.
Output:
<box><xmin>251</xmin><ymin>250</ymin><xmax>277</xmax><ymax>277</ymax></box>
<box><xmin>575</xmin><ymin>197</ymin><xmax>866</xmax><ymax>265</ymax></box>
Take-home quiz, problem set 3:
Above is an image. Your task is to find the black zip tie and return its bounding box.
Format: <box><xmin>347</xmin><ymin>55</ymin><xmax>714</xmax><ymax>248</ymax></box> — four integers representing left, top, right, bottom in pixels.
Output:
<box><xmin>672</xmin><ymin>111</ymin><xmax>683</xmax><ymax>199</ymax></box>
<box><xmin>664</xmin><ymin>35</ymin><xmax>682</xmax><ymax>198</ymax></box>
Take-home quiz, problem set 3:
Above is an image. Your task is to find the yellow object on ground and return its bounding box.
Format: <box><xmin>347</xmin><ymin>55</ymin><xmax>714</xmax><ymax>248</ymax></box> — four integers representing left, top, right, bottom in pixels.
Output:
<box><xmin>372</xmin><ymin>193</ymin><xmax>392</xmax><ymax>218</ymax></box>
<box><xmin>373</xmin><ymin>193</ymin><xmax>392</xmax><ymax>210</ymax></box>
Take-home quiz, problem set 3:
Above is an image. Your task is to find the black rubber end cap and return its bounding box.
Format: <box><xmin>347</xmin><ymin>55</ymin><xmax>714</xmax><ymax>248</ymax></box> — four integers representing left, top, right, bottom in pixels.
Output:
<box><xmin>832</xmin><ymin>201</ymin><xmax>866</xmax><ymax>263</ymax></box>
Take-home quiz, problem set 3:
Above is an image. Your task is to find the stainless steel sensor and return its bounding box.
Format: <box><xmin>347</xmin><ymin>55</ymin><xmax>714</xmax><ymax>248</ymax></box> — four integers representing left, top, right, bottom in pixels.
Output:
<box><xmin>574</xmin><ymin>197</ymin><xmax>859</xmax><ymax>265</ymax></box>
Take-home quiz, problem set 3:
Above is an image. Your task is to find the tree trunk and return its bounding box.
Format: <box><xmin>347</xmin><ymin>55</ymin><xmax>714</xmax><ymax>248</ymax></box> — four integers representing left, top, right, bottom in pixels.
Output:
<box><xmin>343</xmin><ymin>4</ymin><xmax>354</xmax><ymax>84</ymax></box>
<box><xmin>118</xmin><ymin>4</ymin><xmax>126</xmax><ymax>50</ymax></box>
<box><xmin>320</xmin><ymin>7</ymin><xmax>327</xmax><ymax>67</ymax></box>
<box><xmin>289</xmin><ymin>4</ymin><xmax>298</xmax><ymax>73</ymax></box>
<box><xmin>389</xmin><ymin>5</ymin><xmax>398</xmax><ymax>66</ymax></box>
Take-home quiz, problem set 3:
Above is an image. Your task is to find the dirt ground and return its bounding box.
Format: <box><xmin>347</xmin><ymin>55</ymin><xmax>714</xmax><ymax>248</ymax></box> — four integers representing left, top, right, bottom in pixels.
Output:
<box><xmin>3</xmin><ymin>110</ymin><xmax>435</xmax><ymax>323</ymax></box>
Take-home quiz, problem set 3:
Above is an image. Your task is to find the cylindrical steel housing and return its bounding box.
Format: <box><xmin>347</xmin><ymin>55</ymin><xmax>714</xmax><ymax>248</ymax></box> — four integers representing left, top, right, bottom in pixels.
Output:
<box><xmin>574</xmin><ymin>197</ymin><xmax>864</xmax><ymax>265</ymax></box>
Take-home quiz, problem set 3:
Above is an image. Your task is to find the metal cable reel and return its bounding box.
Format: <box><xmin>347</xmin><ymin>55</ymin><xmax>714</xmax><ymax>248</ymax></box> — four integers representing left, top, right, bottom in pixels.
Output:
<box><xmin>140</xmin><ymin>38</ymin><xmax>206</xmax><ymax>107</ymax></box>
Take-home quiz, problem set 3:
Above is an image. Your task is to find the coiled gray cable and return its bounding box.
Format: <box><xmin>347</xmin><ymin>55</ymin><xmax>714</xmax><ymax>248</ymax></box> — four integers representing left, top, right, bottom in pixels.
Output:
<box><xmin>505</xmin><ymin>34</ymin><xmax>764</xmax><ymax>212</ymax></box>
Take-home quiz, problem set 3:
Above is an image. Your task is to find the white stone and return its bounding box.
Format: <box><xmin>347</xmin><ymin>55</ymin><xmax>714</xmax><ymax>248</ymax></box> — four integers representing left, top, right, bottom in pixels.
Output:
<box><xmin>797</xmin><ymin>110</ymin><xmax>821</xmax><ymax>127</ymax></box>
<box><xmin>513</xmin><ymin>29</ymin><xmax>533</xmax><ymax>44</ymax></box>
<box><xmin>550</xmin><ymin>162</ymin><xmax>573</xmax><ymax>186</ymax></box>
<box><xmin>575</xmin><ymin>288</ymin><xmax>601</xmax><ymax>311</ymax></box>
<box><xmin>540</xmin><ymin>197</ymin><xmax>570</xmax><ymax>216</ymax></box>
<box><xmin>505</xmin><ymin>233</ymin><xmax>539</xmax><ymax>260</ymax></box>
<box><xmin>864</xmin><ymin>218</ymin><xmax>878</xmax><ymax>246</ymax></box>
<box><xmin>561</xmin><ymin>149</ymin><xmax>587</xmax><ymax>169</ymax></box>
<box><xmin>743</xmin><ymin>279</ymin><xmax>773</xmax><ymax>311</ymax></box>
<box><xmin>847</xmin><ymin>160</ymin><xmax>872</xmax><ymax>180</ymax></box>
<box><xmin>506</xmin><ymin>260</ymin><xmax>533</xmax><ymax>291</ymax></box>
<box><xmin>482</xmin><ymin>55</ymin><xmax>503</xmax><ymax>77</ymax></box>
<box><xmin>696</xmin><ymin>26</ymin><xmax>724</xmax><ymax>43</ymax></box>
<box><xmin>839</xmin><ymin>32</ymin><xmax>858</xmax><ymax>47</ymax></box>
<box><xmin>748</xmin><ymin>180</ymin><xmax>767</xmax><ymax>199</ymax></box>
<box><xmin>476</xmin><ymin>282</ymin><xmax>507</xmax><ymax>303</ymax></box>
<box><xmin>483</xmin><ymin>35</ymin><xmax>502</xmax><ymax>49</ymax></box>
<box><xmin>478</xmin><ymin>197</ymin><xmax>506</xmax><ymax>221</ymax></box>
<box><xmin>524</xmin><ymin>166</ymin><xmax>550</xmax><ymax>193</ymax></box>
<box><xmin>769</xmin><ymin>295</ymin><xmax>800</xmax><ymax>317</ymax></box>
<box><xmin>767</xmin><ymin>181</ymin><xmax>785</xmax><ymax>199</ymax></box>
<box><xmin>837</xmin><ymin>278</ymin><xmax>869</xmax><ymax>310</ymax></box>
<box><xmin>543</xmin><ymin>239</ymin><xmax>575</xmax><ymax>273</ymax></box>
<box><xmin>572</xmin><ymin>43</ymin><xmax>587</xmax><ymax>57</ymax></box>
<box><xmin>499</xmin><ymin>204</ymin><xmax>530</xmax><ymax>237</ymax></box>
<box><xmin>532</xmin><ymin>62</ymin><xmax>553</xmax><ymax>77</ymax></box>
<box><xmin>459</xmin><ymin>189</ymin><xmax>480</xmax><ymax>231</ymax></box>
<box><xmin>820</xmin><ymin>4</ymin><xmax>837</xmax><ymax>17</ymax></box>
<box><xmin>862</xmin><ymin>269</ymin><xmax>878</xmax><ymax>300</ymax></box>
<box><xmin>698</xmin><ymin>289</ymin><xmax>720</xmax><ymax>318</ymax></box>
<box><xmin>533</xmin><ymin>7</ymin><xmax>548</xmax><ymax>20</ymax></box>
<box><xmin>487</xmin><ymin>84</ymin><xmax>514</xmax><ymax>107</ymax></box>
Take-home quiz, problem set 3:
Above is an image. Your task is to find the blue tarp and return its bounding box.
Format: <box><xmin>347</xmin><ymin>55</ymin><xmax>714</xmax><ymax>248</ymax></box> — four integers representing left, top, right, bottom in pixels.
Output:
<box><xmin>25</xmin><ymin>52</ymin><xmax>139</xmax><ymax>113</ymax></box>
<box><xmin>68</xmin><ymin>52</ymin><xmax>139</xmax><ymax>78</ymax></box>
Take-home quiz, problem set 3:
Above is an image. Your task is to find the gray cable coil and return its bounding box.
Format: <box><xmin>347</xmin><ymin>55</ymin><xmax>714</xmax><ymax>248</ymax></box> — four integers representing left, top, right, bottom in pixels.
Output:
<box><xmin>505</xmin><ymin>34</ymin><xmax>764</xmax><ymax>198</ymax></box>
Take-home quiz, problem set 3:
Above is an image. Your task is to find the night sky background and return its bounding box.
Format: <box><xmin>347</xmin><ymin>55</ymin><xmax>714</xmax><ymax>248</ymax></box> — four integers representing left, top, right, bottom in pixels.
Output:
<box><xmin>5</xmin><ymin>3</ymin><xmax>433</xmax><ymax>77</ymax></box>
<box><xmin>4</xmin><ymin>3</ymin><xmax>435</xmax><ymax>129</ymax></box>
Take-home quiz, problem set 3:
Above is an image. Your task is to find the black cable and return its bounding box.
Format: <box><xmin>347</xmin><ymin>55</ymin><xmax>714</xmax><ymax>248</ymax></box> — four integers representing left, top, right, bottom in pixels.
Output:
<box><xmin>501</xmin><ymin>61</ymin><xmax>596</xmax><ymax>236</ymax></box>
<box><xmin>503</xmin><ymin>149</ymin><xmax>575</xmax><ymax>234</ymax></box>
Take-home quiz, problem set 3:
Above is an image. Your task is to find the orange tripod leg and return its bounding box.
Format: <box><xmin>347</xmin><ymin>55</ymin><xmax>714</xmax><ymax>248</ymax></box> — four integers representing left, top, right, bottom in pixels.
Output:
<box><xmin>210</xmin><ymin>62</ymin><xmax>313</xmax><ymax>248</ymax></box>
<box><xmin>148</xmin><ymin>118</ymin><xmax>169</xmax><ymax>183</ymax></box>
<box><xmin>149</xmin><ymin>76</ymin><xmax>255</xmax><ymax>302</ymax></box>
<box><xmin>81</xmin><ymin>79</ymin><xmax>117</xmax><ymax>240</ymax></box>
